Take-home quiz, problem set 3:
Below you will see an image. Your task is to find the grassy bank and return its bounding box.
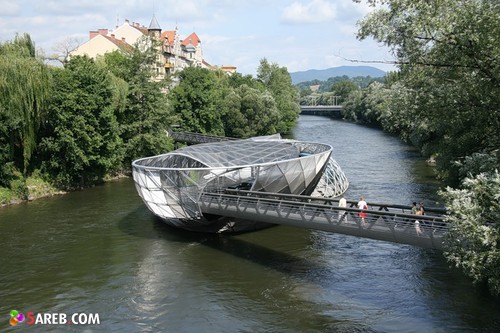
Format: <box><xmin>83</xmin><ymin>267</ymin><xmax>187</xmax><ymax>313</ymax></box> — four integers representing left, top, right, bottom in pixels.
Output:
<box><xmin>0</xmin><ymin>176</ymin><xmax>64</xmax><ymax>207</ymax></box>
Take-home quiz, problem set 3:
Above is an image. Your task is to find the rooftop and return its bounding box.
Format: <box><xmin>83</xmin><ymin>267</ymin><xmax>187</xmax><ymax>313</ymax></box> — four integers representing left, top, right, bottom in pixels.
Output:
<box><xmin>168</xmin><ymin>140</ymin><xmax>300</xmax><ymax>168</ymax></box>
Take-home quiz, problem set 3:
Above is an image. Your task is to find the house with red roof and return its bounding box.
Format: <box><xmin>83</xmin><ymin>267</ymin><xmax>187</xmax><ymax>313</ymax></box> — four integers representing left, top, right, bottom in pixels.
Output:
<box><xmin>70</xmin><ymin>15</ymin><xmax>229</xmax><ymax>80</ymax></box>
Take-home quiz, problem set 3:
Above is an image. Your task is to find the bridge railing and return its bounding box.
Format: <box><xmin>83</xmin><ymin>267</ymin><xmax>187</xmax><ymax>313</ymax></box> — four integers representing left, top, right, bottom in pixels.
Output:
<box><xmin>167</xmin><ymin>130</ymin><xmax>236</xmax><ymax>144</ymax></box>
<box><xmin>225</xmin><ymin>189</ymin><xmax>447</xmax><ymax>216</ymax></box>
<box><xmin>200</xmin><ymin>190</ymin><xmax>448</xmax><ymax>249</ymax></box>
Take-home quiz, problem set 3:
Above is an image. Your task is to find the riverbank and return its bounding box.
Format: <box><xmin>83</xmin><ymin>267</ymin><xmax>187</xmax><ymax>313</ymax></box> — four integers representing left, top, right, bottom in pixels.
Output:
<box><xmin>0</xmin><ymin>172</ymin><xmax>130</xmax><ymax>208</ymax></box>
<box><xmin>0</xmin><ymin>176</ymin><xmax>62</xmax><ymax>207</ymax></box>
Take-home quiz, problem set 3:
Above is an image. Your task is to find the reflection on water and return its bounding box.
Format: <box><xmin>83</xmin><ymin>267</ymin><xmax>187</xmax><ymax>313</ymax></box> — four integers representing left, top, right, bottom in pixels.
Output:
<box><xmin>0</xmin><ymin>115</ymin><xmax>498</xmax><ymax>332</ymax></box>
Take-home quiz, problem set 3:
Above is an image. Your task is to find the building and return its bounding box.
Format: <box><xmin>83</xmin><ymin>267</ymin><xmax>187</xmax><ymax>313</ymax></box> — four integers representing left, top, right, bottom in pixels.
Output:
<box><xmin>70</xmin><ymin>15</ymin><xmax>233</xmax><ymax>79</ymax></box>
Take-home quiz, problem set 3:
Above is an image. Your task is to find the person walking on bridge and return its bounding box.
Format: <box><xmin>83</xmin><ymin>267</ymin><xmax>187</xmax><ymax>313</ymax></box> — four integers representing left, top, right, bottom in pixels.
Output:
<box><xmin>338</xmin><ymin>195</ymin><xmax>347</xmax><ymax>222</ymax></box>
<box><xmin>411</xmin><ymin>202</ymin><xmax>418</xmax><ymax>214</ymax></box>
<box><xmin>357</xmin><ymin>196</ymin><xmax>368</xmax><ymax>227</ymax></box>
<box><xmin>418</xmin><ymin>202</ymin><xmax>425</xmax><ymax>216</ymax></box>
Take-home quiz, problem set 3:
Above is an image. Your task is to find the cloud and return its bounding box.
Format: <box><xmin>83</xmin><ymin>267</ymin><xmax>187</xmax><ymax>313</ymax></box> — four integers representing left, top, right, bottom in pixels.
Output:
<box><xmin>0</xmin><ymin>0</ymin><xmax>21</xmax><ymax>16</ymax></box>
<box><xmin>281</xmin><ymin>0</ymin><xmax>337</xmax><ymax>24</ymax></box>
<box><xmin>0</xmin><ymin>0</ymin><xmax>392</xmax><ymax>75</ymax></box>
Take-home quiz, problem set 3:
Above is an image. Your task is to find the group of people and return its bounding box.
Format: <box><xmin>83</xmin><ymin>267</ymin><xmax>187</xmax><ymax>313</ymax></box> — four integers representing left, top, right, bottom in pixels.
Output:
<box><xmin>411</xmin><ymin>201</ymin><xmax>425</xmax><ymax>235</ymax></box>
<box><xmin>411</xmin><ymin>202</ymin><xmax>425</xmax><ymax>216</ymax></box>
<box><xmin>337</xmin><ymin>195</ymin><xmax>369</xmax><ymax>226</ymax></box>
<box><xmin>336</xmin><ymin>196</ymin><xmax>427</xmax><ymax>234</ymax></box>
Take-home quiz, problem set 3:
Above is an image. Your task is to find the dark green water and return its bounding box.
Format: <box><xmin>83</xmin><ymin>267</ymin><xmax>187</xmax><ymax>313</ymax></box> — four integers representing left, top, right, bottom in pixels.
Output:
<box><xmin>1</xmin><ymin>116</ymin><xmax>499</xmax><ymax>332</ymax></box>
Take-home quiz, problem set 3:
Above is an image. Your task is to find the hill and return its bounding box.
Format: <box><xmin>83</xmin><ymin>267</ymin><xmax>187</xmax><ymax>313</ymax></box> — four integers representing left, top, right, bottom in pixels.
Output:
<box><xmin>290</xmin><ymin>66</ymin><xmax>386</xmax><ymax>84</ymax></box>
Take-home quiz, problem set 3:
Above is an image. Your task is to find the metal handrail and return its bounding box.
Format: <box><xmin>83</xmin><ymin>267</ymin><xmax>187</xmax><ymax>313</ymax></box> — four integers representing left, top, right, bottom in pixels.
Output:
<box><xmin>199</xmin><ymin>191</ymin><xmax>448</xmax><ymax>249</ymax></box>
<box><xmin>224</xmin><ymin>189</ymin><xmax>447</xmax><ymax>216</ymax></box>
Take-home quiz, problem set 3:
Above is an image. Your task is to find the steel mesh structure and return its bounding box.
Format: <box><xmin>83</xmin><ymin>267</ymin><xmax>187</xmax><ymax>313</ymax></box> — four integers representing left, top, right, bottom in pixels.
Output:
<box><xmin>132</xmin><ymin>136</ymin><xmax>349</xmax><ymax>232</ymax></box>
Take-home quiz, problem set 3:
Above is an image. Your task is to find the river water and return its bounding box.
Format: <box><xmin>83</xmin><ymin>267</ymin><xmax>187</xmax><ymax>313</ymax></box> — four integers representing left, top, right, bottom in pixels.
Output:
<box><xmin>1</xmin><ymin>115</ymin><xmax>498</xmax><ymax>332</ymax></box>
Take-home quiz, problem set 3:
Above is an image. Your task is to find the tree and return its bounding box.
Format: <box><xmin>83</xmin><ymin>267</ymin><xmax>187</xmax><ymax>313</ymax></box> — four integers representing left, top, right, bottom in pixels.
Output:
<box><xmin>257</xmin><ymin>58</ymin><xmax>300</xmax><ymax>134</ymax></box>
<box><xmin>37</xmin><ymin>56</ymin><xmax>123</xmax><ymax>188</ymax></box>
<box><xmin>103</xmin><ymin>45</ymin><xmax>175</xmax><ymax>166</ymax></box>
<box><xmin>331</xmin><ymin>80</ymin><xmax>359</xmax><ymax>104</ymax></box>
<box><xmin>47</xmin><ymin>36</ymin><xmax>83</xmax><ymax>65</ymax></box>
<box><xmin>0</xmin><ymin>33</ymin><xmax>50</xmax><ymax>175</ymax></box>
<box><xmin>342</xmin><ymin>89</ymin><xmax>365</xmax><ymax>123</ymax></box>
<box><xmin>168</xmin><ymin>67</ymin><xmax>225</xmax><ymax>136</ymax></box>
<box><xmin>342</xmin><ymin>81</ymin><xmax>392</xmax><ymax>126</ymax></box>
<box><xmin>441</xmin><ymin>171</ymin><xmax>500</xmax><ymax>296</ymax></box>
<box><xmin>221</xmin><ymin>85</ymin><xmax>280</xmax><ymax>138</ymax></box>
<box><xmin>0</xmin><ymin>112</ymin><xmax>13</xmax><ymax>187</ymax></box>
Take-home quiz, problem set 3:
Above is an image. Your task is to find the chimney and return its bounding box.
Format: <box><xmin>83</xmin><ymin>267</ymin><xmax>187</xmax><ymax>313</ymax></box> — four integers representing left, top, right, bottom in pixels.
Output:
<box><xmin>98</xmin><ymin>28</ymin><xmax>108</xmax><ymax>36</ymax></box>
<box><xmin>125</xmin><ymin>19</ymin><xmax>130</xmax><ymax>24</ymax></box>
<box><xmin>89</xmin><ymin>31</ymin><xmax>98</xmax><ymax>39</ymax></box>
<box><xmin>121</xmin><ymin>37</ymin><xmax>126</xmax><ymax>42</ymax></box>
<box><xmin>111</xmin><ymin>34</ymin><xmax>115</xmax><ymax>39</ymax></box>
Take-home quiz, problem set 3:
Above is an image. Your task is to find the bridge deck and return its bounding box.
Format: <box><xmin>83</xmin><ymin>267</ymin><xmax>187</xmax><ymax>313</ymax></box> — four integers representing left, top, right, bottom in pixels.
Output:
<box><xmin>299</xmin><ymin>105</ymin><xmax>343</xmax><ymax>118</ymax></box>
<box><xmin>200</xmin><ymin>190</ymin><xmax>447</xmax><ymax>250</ymax></box>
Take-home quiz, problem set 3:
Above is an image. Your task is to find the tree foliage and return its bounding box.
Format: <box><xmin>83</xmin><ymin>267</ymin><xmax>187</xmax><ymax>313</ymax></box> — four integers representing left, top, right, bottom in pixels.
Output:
<box><xmin>103</xmin><ymin>45</ymin><xmax>175</xmax><ymax>165</ymax></box>
<box><xmin>168</xmin><ymin>67</ymin><xmax>225</xmax><ymax>136</ymax></box>
<box><xmin>222</xmin><ymin>85</ymin><xmax>280</xmax><ymax>138</ymax></box>
<box><xmin>343</xmin><ymin>81</ymin><xmax>393</xmax><ymax>126</ymax></box>
<box><xmin>441</xmin><ymin>171</ymin><xmax>500</xmax><ymax>295</ymax></box>
<box><xmin>0</xmin><ymin>33</ymin><xmax>50</xmax><ymax>175</ymax></box>
<box><xmin>331</xmin><ymin>80</ymin><xmax>360</xmax><ymax>105</ymax></box>
<box><xmin>257</xmin><ymin>58</ymin><xmax>300</xmax><ymax>134</ymax></box>
<box><xmin>168</xmin><ymin>60</ymin><xmax>299</xmax><ymax>139</ymax></box>
<box><xmin>37</xmin><ymin>56</ymin><xmax>123</xmax><ymax>189</ymax></box>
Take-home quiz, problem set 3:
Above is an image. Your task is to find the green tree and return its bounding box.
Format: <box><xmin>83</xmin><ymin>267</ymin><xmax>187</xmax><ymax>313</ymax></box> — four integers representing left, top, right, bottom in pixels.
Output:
<box><xmin>221</xmin><ymin>85</ymin><xmax>280</xmax><ymax>138</ymax></box>
<box><xmin>330</xmin><ymin>80</ymin><xmax>359</xmax><ymax>104</ymax></box>
<box><xmin>226</xmin><ymin>72</ymin><xmax>263</xmax><ymax>90</ymax></box>
<box><xmin>168</xmin><ymin>67</ymin><xmax>225</xmax><ymax>136</ymax></box>
<box><xmin>356</xmin><ymin>0</ymin><xmax>500</xmax><ymax>296</ymax></box>
<box><xmin>0</xmin><ymin>33</ymin><xmax>50</xmax><ymax>175</ymax></box>
<box><xmin>103</xmin><ymin>45</ymin><xmax>174</xmax><ymax>165</ymax></box>
<box><xmin>441</xmin><ymin>171</ymin><xmax>500</xmax><ymax>295</ymax></box>
<box><xmin>257</xmin><ymin>58</ymin><xmax>300</xmax><ymax>134</ymax></box>
<box><xmin>0</xmin><ymin>113</ymin><xmax>14</xmax><ymax>187</ymax></box>
<box><xmin>342</xmin><ymin>81</ymin><xmax>392</xmax><ymax>126</ymax></box>
<box><xmin>342</xmin><ymin>89</ymin><xmax>364</xmax><ymax>123</ymax></box>
<box><xmin>38</xmin><ymin>56</ymin><xmax>123</xmax><ymax>188</ymax></box>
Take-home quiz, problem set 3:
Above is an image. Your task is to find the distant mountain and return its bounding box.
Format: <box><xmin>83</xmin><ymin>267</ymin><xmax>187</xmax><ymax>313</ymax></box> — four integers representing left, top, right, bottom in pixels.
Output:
<box><xmin>290</xmin><ymin>66</ymin><xmax>386</xmax><ymax>84</ymax></box>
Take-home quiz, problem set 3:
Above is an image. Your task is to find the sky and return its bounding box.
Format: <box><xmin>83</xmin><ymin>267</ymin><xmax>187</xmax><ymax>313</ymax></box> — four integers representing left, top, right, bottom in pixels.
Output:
<box><xmin>0</xmin><ymin>0</ymin><xmax>395</xmax><ymax>75</ymax></box>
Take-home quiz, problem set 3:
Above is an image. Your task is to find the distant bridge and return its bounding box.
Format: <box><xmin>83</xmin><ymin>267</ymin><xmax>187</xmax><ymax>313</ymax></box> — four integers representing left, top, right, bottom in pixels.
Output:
<box><xmin>300</xmin><ymin>105</ymin><xmax>343</xmax><ymax>118</ymax></box>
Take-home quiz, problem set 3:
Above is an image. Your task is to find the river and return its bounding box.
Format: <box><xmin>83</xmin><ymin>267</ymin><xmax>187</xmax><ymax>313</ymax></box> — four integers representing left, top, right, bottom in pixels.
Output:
<box><xmin>1</xmin><ymin>115</ymin><xmax>498</xmax><ymax>332</ymax></box>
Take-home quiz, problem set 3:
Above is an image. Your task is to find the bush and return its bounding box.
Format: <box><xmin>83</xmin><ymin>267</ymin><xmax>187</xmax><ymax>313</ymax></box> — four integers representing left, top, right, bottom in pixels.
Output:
<box><xmin>0</xmin><ymin>187</ymin><xmax>12</xmax><ymax>205</ymax></box>
<box><xmin>441</xmin><ymin>171</ymin><xmax>500</xmax><ymax>296</ymax></box>
<box><xmin>25</xmin><ymin>172</ymin><xmax>60</xmax><ymax>200</ymax></box>
<box><xmin>10</xmin><ymin>178</ymin><xmax>28</xmax><ymax>200</ymax></box>
<box><xmin>455</xmin><ymin>152</ymin><xmax>499</xmax><ymax>181</ymax></box>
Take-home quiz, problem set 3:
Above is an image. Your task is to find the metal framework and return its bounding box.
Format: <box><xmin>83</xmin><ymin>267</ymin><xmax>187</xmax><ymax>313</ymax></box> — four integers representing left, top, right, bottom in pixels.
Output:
<box><xmin>200</xmin><ymin>190</ymin><xmax>448</xmax><ymax>249</ymax></box>
<box><xmin>132</xmin><ymin>135</ymin><xmax>349</xmax><ymax>231</ymax></box>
